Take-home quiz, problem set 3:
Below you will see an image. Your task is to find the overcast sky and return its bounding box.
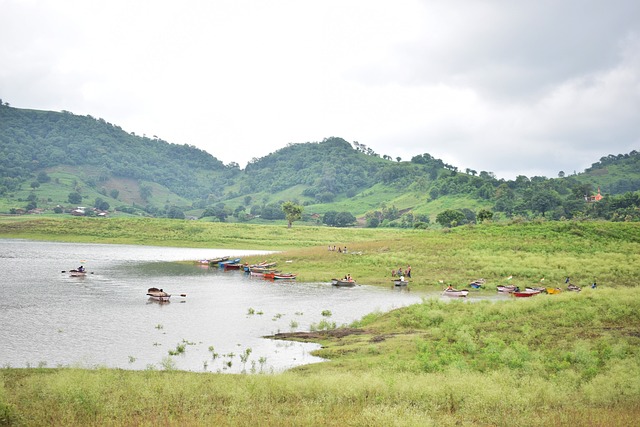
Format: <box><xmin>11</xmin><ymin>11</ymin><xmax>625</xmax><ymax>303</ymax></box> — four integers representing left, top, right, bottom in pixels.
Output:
<box><xmin>1</xmin><ymin>0</ymin><xmax>639</xmax><ymax>179</ymax></box>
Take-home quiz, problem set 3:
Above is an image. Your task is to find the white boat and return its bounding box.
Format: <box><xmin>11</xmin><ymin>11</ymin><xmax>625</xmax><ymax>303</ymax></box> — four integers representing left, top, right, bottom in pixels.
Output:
<box><xmin>331</xmin><ymin>278</ymin><xmax>356</xmax><ymax>287</ymax></box>
<box><xmin>442</xmin><ymin>288</ymin><xmax>469</xmax><ymax>297</ymax></box>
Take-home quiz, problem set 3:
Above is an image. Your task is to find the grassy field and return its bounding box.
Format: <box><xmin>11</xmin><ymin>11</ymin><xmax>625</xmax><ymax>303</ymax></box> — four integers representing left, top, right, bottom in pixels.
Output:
<box><xmin>1</xmin><ymin>217</ymin><xmax>639</xmax><ymax>425</ymax></box>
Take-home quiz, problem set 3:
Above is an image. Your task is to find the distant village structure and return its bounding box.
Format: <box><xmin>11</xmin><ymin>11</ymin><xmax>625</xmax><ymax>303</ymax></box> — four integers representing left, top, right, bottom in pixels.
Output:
<box><xmin>585</xmin><ymin>187</ymin><xmax>603</xmax><ymax>203</ymax></box>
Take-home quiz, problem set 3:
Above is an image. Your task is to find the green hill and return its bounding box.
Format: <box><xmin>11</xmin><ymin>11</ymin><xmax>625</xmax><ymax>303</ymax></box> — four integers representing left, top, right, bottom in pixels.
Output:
<box><xmin>1</xmin><ymin>104</ymin><xmax>639</xmax><ymax>224</ymax></box>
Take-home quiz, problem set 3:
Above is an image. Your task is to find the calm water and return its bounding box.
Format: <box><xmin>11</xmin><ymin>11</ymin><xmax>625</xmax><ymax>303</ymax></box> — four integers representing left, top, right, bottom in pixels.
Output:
<box><xmin>0</xmin><ymin>238</ymin><xmax>451</xmax><ymax>374</ymax></box>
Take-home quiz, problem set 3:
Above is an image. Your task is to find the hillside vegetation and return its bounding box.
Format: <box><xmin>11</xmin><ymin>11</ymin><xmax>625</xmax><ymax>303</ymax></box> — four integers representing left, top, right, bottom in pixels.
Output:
<box><xmin>1</xmin><ymin>103</ymin><xmax>639</xmax><ymax>225</ymax></box>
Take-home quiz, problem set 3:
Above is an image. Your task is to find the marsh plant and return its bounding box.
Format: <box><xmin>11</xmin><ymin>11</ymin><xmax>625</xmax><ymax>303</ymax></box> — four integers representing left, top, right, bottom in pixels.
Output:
<box><xmin>247</xmin><ymin>307</ymin><xmax>255</xmax><ymax>315</ymax></box>
<box><xmin>321</xmin><ymin>310</ymin><xmax>332</xmax><ymax>317</ymax></box>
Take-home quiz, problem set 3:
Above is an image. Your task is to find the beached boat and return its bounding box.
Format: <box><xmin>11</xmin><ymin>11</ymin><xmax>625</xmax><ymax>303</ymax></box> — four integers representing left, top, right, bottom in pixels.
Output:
<box><xmin>442</xmin><ymin>288</ymin><xmax>469</xmax><ymax>297</ymax></box>
<box><xmin>393</xmin><ymin>279</ymin><xmax>409</xmax><ymax>286</ymax></box>
<box><xmin>264</xmin><ymin>272</ymin><xmax>297</xmax><ymax>280</ymax></box>
<box><xmin>567</xmin><ymin>284</ymin><xmax>582</xmax><ymax>292</ymax></box>
<box><xmin>497</xmin><ymin>285</ymin><xmax>517</xmax><ymax>293</ymax></box>
<box><xmin>223</xmin><ymin>262</ymin><xmax>243</xmax><ymax>270</ymax></box>
<box><xmin>469</xmin><ymin>278</ymin><xmax>486</xmax><ymax>289</ymax></box>
<box><xmin>218</xmin><ymin>258</ymin><xmax>241</xmax><ymax>268</ymax></box>
<box><xmin>206</xmin><ymin>256</ymin><xmax>230</xmax><ymax>266</ymax></box>
<box><xmin>332</xmin><ymin>278</ymin><xmax>356</xmax><ymax>287</ymax></box>
<box><xmin>513</xmin><ymin>289</ymin><xmax>541</xmax><ymax>297</ymax></box>
<box><xmin>546</xmin><ymin>287</ymin><xmax>562</xmax><ymax>294</ymax></box>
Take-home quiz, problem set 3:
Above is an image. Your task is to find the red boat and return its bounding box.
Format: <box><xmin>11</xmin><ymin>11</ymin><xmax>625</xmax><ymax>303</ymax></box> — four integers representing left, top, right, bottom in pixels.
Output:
<box><xmin>513</xmin><ymin>290</ymin><xmax>541</xmax><ymax>298</ymax></box>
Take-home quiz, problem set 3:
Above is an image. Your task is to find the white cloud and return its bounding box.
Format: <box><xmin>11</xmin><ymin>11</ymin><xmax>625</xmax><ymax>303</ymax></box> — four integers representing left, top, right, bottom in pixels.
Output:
<box><xmin>1</xmin><ymin>0</ymin><xmax>638</xmax><ymax>180</ymax></box>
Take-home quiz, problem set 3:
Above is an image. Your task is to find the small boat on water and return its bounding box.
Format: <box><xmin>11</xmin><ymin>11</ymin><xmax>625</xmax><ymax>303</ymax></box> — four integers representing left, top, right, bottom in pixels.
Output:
<box><xmin>332</xmin><ymin>278</ymin><xmax>356</xmax><ymax>287</ymax></box>
<box><xmin>68</xmin><ymin>269</ymin><xmax>87</xmax><ymax>277</ymax></box>
<box><xmin>146</xmin><ymin>287</ymin><xmax>186</xmax><ymax>302</ymax></box>
<box><xmin>393</xmin><ymin>279</ymin><xmax>409</xmax><ymax>286</ymax></box>
<box><xmin>442</xmin><ymin>288</ymin><xmax>469</xmax><ymax>297</ymax></box>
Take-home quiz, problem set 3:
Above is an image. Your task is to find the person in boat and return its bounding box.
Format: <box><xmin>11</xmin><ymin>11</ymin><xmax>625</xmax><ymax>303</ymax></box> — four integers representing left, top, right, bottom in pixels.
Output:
<box><xmin>446</xmin><ymin>284</ymin><xmax>453</xmax><ymax>291</ymax></box>
<box><xmin>77</xmin><ymin>265</ymin><xmax>85</xmax><ymax>272</ymax></box>
<box><xmin>347</xmin><ymin>274</ymin><xmax>352</xmax><ymax>281</ymax></box>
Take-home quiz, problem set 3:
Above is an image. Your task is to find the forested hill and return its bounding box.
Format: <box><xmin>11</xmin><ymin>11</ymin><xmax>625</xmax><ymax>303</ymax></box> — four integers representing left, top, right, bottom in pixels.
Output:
<box><xmin>0</xmin><ymin>104</ymin><xmax>230</xmax><ymax>199</ymax></box>
<box><xmin>1</xmin><ymin>103</ymin><xmax>639</xmax><ymax>224</ymax></box>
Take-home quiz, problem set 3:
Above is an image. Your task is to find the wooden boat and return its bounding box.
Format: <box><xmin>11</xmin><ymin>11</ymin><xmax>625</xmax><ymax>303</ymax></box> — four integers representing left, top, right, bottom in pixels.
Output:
<box><xmin>442</xmin><ymin>288</ymin><xmax>469</xmax><ymax>297</ymax></box>
<box><xmin>332</xmin><ymin>278</ymin><xmax>356</xmax><ymax>287</ymax></box>
<box><xmin>264</xmin><ymin>272</ymin><xmax>297</xmax><ymax>280</ymax></box>
<box><xmin>497</xmin><ymin>285</ymin><xmax>517</xmax><ymax>293</ymax></box>
<box><xmin>245</xmin><ymin>262</ymin><xmax>277</xmax><ymax>272</ymax></box>
<box><xmin>469</xmin><ymin>279</ymin><xmax>486</xmax><ymax>289</ymax></box>
<box><xmin>218</xmin><ymin>258</ymin><xmax>241</xmax><ymax>268</ymax></box>
<box><xmin>68</xmin><ymin>269</ymin><xmax>87</xmax><ymax>277</ymax></box>
<box><xmin>250</xmin><ymin>269</ymin><xmax>276</xmax><ymax>277</ymax></box>
<box><xmin>546</xmin><ymin>287</ymin><xmax>562</xmax><ymax>294</ymax></box>
<box><xmin>206</xmin><ymin>256</ymin><xmax>230</xmax><ymax>266</ymax></box>
<box><xmin>223</xmin><ymin>262</ymin><xmax>243</xmax><ymax>270</ymax></box>
<box><xmin>567</xmin><ymin>284</ymin><xmax>582</xmax><ymax>292</ymax></box>
<box><xmin>513</xmin><ymin>289</ymin><xmax>541</xmax><ymax>297</ymax></box>
<box><xmin>393</xmin><ymin>279</ymin><xmax>409</xmax><ymax>286</ymax></box>
<box><xmin>146</xmin><ymin>287</ymin><xmax>186</xmax><ymax>302</ymax></box>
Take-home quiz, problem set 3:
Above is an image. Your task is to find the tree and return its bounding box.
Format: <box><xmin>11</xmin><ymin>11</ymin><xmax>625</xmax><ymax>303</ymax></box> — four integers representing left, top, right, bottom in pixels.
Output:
<box><xmin>281</xmin><ymin>201</ymin><xmax>303</xmax><ymax>228</ymax></box>
<box><xmin>323</xmin><ymin>210</ymin><xmax>338</xmax><ymax>226</ymax></box>
<box><xmin>477</xmin><ymin>209</ymin><xmax>494</xmax><ymax>222</ymax></box>
<box><xmin>94</xmin><ymin>197</ymin><xmax>110</xmax><ymax>211</ymax></box>
<box><xmin>335</xmin><ymin>211</ymin><xmax>356</xmax><ymax>227</ymax></box>
<box><xmin>436</xmin><ymin>209</ymin><xmax>466</xmax><ymax>228</ymax></box>
<box><xmin>68</xmin><ymin>192</ymin><xmax>82</xmax><ymax>204</ymax></box>
<box><xmin>109</xmin><ymin>189</ymin><xmax>120</xmax><ymax>200</ymax></box>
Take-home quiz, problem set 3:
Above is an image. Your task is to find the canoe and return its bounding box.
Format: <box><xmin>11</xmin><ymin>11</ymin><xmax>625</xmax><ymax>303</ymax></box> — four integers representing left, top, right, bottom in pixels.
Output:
<box><xmin>497</xmin><ymin>285</ymin><xmax>517</xmax><ymax>293</ymax></box>
<box><xmin>264</xmin><ymin>272</ymin><xmax>297</xmax><ymax>280</ymax></box>
<box><xmin>442</xmin><ymin>289</ymin><xmax>469</xmax><ymax>297</ymax></box>
<box><xmin>332</xmin><ymin>278</ymin><xmax>356</xmax><ymax>287</ymax></box>
<box><xmin>146</xmin><ymin>287</ymin><xmax>186</xmax><ymax>302</ymax></box>
<box><xmin>223</xmin><ymin>262</ymin><xmax>243</xmax><ymax>270</ymax></box>
<box><xmin>567</xmin><ymin>284</ymin><xmax>582</xmax><ymax>292</ymax></box>
<box><xmin>146</xmin><ymin>287</ymin><xmax>171</xmax><ymax>302</ymax></box>
<box><xmin>218</xmin><ymin>258</ymin><xmax>241</xmax><ymax>268</ymax></box>
<box><xmin>393</xmin><ymin>279</ymin><xmax>409</xmax><ymax>286</ymax></box>
<box><xmin>513</xmin><ymin>290</ymin><xmax>541</xmax><ymax>297</ymax></box>
<box><xmin>207</xmin><ymin>256</ymin><xmax>230</xmax><ymax>266</ymax></box>
<box><xmin>546</xmin><ymin>287</ymin><xmax>562</xmax><ymax>294</ymax></box>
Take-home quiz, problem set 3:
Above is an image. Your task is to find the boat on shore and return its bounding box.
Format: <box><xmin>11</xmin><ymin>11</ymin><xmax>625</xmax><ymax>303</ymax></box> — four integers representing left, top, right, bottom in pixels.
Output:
<box><xmin>546</xmin><ymin>287</ymin><xmax>562</xmax><ymax>294</ymax></box>
<box><xmin>392</xmin><ymin>279</ymin><xmax>409</xmax><ymax>286</ymax></box>
<box><xmin>497</xmin><ymin>285</ymin><xmax>517</xmax><ymax>293</ymax></box>
<box><xmin>264</xmin><ymin>272</ymin><xmax>297</xmax><ymax>280</ymax></box>
<box><xmin>513</xmin><ymin>289</ymin><xmax>541</xmax><ymax>297</ymax></box>
<box><xmin>205</xmin><ymin>256</ymin><xmax>230</xmax><ymax>266</ymax></box>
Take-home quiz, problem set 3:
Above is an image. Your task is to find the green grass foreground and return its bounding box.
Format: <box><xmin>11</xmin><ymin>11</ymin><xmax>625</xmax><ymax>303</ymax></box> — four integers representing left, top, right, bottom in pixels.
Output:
<box><xmin>1</xmin><ymin>217</ymin><xmax>640</xmax><ymax>425</ymax></box>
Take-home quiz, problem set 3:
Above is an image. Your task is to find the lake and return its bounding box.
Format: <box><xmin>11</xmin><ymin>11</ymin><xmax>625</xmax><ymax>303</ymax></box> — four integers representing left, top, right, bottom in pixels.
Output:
<box><xmin>0</xmin><ymin>238</ymin><xmax>451</xmax><ymax>374</ymax></box>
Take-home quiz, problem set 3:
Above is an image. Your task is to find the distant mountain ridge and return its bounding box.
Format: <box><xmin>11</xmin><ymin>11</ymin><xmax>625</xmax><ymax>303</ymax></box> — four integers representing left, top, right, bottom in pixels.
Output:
<box><xmin>1</xmin><ymin>104</ymin><xmax>639</xmax><ymax>223</ymax></box>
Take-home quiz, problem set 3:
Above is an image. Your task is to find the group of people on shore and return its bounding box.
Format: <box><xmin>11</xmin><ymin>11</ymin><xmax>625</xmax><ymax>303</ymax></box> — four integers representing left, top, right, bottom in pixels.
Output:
<box><xmin>391</xmin><ymin>265</ymin><xmax>411</xmax><ymax>278</ymax></box>
<box><xmin>328</xmin><ymin>245</ymin><xmax>348</xmax><ymax>253</ymax></box>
